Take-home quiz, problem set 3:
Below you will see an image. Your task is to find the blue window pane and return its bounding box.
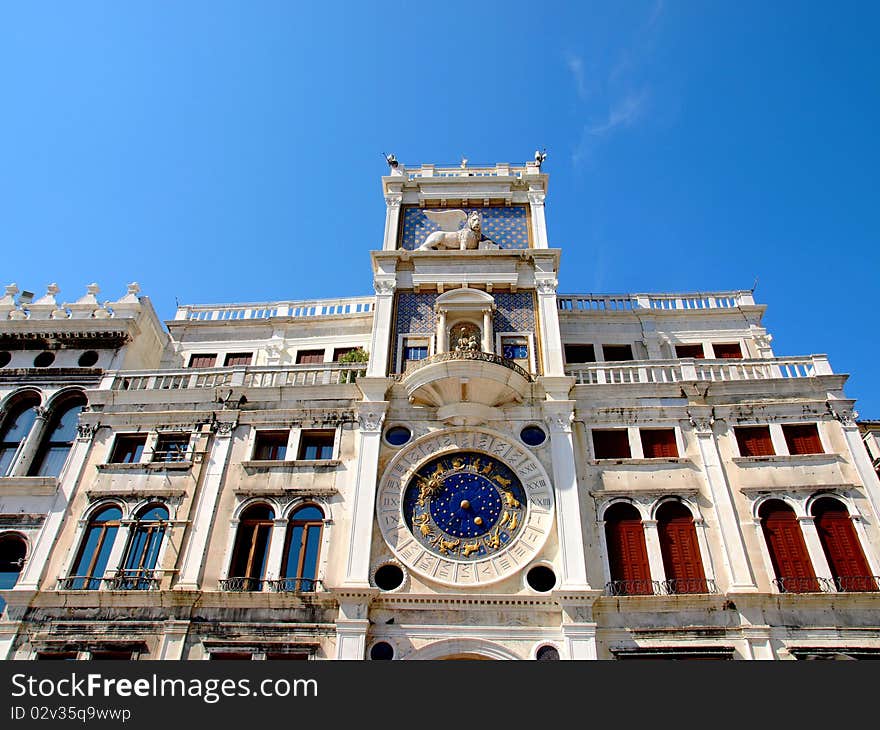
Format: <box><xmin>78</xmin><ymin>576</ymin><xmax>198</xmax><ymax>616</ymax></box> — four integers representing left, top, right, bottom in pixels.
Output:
<box><xmin>137</xmin><ymin>505</ymin><xmax>168</xmax><ymax>522</ymax></box>
<box><xmin>503</xmin><ymin>345</ymin><xmax>529</xmax><ymax>359</ymax></box>
<box><xmin>301</xmin><ymin>525</ymin><xmax>321</xmax><ymax>582</ymax></box>
<box><xmin>404</xmin><ymin>346</ymin><xmax>428</xmax><ymax>361</ymax></box>
<box><xmin>1</xmin><ymin>405</ymin><xmax>37</xmax><ymax>443</ymax></box>
<box><xmin>292</xmin><ymin>506</ymin><xmax>323</xmax><ymax>522</ymax></box>
<box><xmin>51</xmin><ymin>405</ymin><xmax>83</xmax><ymax>443</ymax></box>
<box><xmin>35</xmin><ymin>446</ymin><xmax>72</xmax><ymax>477</ymax></box>
<box><xmin>0</xmin><ymin>448</ymin><xmax>16</xmax><ymax>477</ymax></box>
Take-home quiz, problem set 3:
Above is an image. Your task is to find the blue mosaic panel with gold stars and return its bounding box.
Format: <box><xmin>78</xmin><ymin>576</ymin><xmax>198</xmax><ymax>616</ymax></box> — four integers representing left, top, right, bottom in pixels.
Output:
<box><xmin>391</xmin><ymin>292</ymin><xmax>437</xmax><ymax>372</ymax></box>
<box><xmin>493</xmin><ymin>292</ymin><xmax>537</xmax><ymax>337</ymax></box>
<box><xmin>400</xmin><ymin>206</ymin><xmax>530</xmax><ymax>250</ymax></box>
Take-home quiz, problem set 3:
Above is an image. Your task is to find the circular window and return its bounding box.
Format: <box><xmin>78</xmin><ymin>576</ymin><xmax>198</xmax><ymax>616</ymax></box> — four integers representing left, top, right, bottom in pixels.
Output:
<box><xmin>526</xmin><ymin>565</ymin><xmax>557</xmax><ymax>592</ymax></box>
<box><xmin>33</xmin><ymin>352</ymin><xmax>55</xmax><ymax>368</ymax></box>
<box><xmin>0</xmin><ymin>351</ymin><xmax>11</xmax><ymax>368</ymax></box>
<box><xmin>520</xmin><ymin>425</ymin><xmax>547</xmax><ymax>447</ymax></box>
<box><xmin>536</xmin><ymin>645</ymin><xmax>560</xmax><ymax>661</ymax></box>
<box><xmin>78</xmin><ymin>351</ymin><xmax>99</xmax><ymax>367</ymax></box>
<box><xmin>370</xmin><ymin>642</ymin><xmax>394</xmax><ymax>660</ymax></box>
<box><xmin>374</xmin><ymin>563</ymin><xmax>405</xmax><ymax>591</ymax></box>
<box><xmin>384</xmin><ymin>426</ymin><xmax>412</xmax><ymax>447</ymax></box>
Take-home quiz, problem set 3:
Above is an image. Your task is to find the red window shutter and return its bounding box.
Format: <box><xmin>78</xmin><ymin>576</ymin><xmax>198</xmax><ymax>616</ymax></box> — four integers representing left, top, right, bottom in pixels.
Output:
<box><xmin>657</xmin><ymin>502</ymin><xmax>706</xmax><ymax>593</ymax></box>
<box><xmin>296</xmin><ymin>350</ymin><xmax>324</xmax><ymax>364</ymax></box>
<box><xmin>605</xmin><ymin>505</ymin><xmax>652</xmax><ymax>595</ymax></box>
<box><xmin>593</xmin><ymin>430</ymin><xmax>631</xmax><ymax>459</ymax></box>
<box><xmin>782</xmin><ymin>424</ymin><xmax>823</xmax><ymax>455</ymax></box>
<box><xmin>760</xmin><ymin>501</ymin><xmax>818</xmax><ymax>592</ymax></box>
<box><xmin>813</xmin><ymin>499</ymin><xmax>873</xmax><ymax>590</ymax></box>
<box><xmin>675</xmin><ymin>344</ymin><xmax>705</xmax><ymax>359</ymax></box>
<box><xmin>641</xmin><ymin>429</ymin><xmax>679</xmax><ymax>458</ymax></box>
<box><xmin>188</xmin><ymin>354</ymin><xmax>217</xmax><ymax>368</ymax></box>
<box><xmin>735</xmin><ymin>426</ymin><xmax>775</xmax><ymax>457</ymax></box>
<box><xmin>224</xmin><ymin>353</ymin><xmax>252</xmax><ymax>366</ymax></box>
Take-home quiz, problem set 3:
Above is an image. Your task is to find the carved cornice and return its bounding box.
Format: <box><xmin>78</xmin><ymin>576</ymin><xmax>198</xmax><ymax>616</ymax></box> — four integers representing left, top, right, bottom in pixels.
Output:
<box><xmin>357</xmin><ymin>404</ymin><xmax>387</xmax><ymax>433</ymax></box>
<box><xmin>76</xmin><ymin>423</ymin><xmax>98</xmax><ymax>442</ymax></box>
<box><xmin>535</xmin><ymin>278</ymin><xmax>558</xmax><ymax>295</ymax></box>
<box><xmin>211</xmin><ymin>420</ymin><xmax>238</xmax><ymax>437</ymax></box>
<box><xmin>373</xmin><ymin>279</ymin><xmax>397</xmax><ymax>296</ymax></box>
<box><xmin>385</xmin><ymin>194</ymin><xmax>402</xmax><ymax>209</ymax></box>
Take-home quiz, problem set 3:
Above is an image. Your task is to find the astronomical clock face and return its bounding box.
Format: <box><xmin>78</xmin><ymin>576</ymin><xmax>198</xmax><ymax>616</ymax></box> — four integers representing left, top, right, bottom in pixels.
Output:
<box><xmin>377</xmin><ymin>429</ymin><xmax>554</xmax><ymax>587</ymax></box>
<box><xmin>403</xmin><ymin>452</ymin><xmax>527</xmax><ymax>561</ymax></box>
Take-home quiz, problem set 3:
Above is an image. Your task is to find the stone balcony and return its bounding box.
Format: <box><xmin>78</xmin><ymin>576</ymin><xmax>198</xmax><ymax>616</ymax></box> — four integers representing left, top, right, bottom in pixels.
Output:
<box><xmin>401</xmin><ymin>350</ymin><xmax>532</xmax><ymax>425</ymax></box>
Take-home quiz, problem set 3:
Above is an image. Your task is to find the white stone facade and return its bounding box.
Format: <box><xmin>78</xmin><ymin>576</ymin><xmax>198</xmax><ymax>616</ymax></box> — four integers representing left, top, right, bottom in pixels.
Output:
<box><xmin>1</xmin><ymin>162</ymin><xmax>879</xmax><ymax>661</ymax></box>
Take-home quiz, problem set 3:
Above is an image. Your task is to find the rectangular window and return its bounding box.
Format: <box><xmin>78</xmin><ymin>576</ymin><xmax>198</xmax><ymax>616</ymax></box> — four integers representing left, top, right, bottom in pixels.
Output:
<box><xmin>188</xmin><ymin>353</ymin><xmax>217</xmax><ymax>368</ymax></box>
<box><xmin>592</xmin><ymin>429</ymin><xmax>632</xmax><ymax>459</ymax></box>
<box><xmin>266</xmin><ymin>652</ymin><xmax>310</xmax><ymax>660</ymax></box>
<box><xmin>153</xmin><ymin>433</ymin><xmax>190</xmax><ymax>462</ymax></box>
<box><xmin>224</xmin><ymin>352</ymin><xmax>252</xmax><ymax>367</ymax></box>
<box><xmin>296</xmin><ymin>350</ymin><xmax>325</xmax><ymax>364</ymax></box>
<box><xmin>404</xmin><ymin>345</ymin><xmax>428</xmax><ymax>361</ymax></box>
<box><xmin>109</xmin><ymin>434</ymin><xmax>147</xmax><ymax>464</ymax></box>
<box><xmin>675</xmin><ymin>344</ymin><xmax>705</xmax><ymax>359</ymax></box>
<box><xmin>782</xmin><ymin>424</ymin><xmax>823</xmax><ymax>455</ymax></box>
<box><xmin>298</xmin><ymin>430</ymin><xmax>335</xmax><ymax>460</ymax></box>
<box><xmin>36</xmin><ymin>652</ymin><xmax>78</xmax><ymax>660</ymax></box>
<box><xmin>332</xmin><ymin>347</ymin><xmax>357</xmax><ymax>362</ymax></box>
<box><xmin>564</xmin><ymin>344</ymin><xmax>596</xmax><ymax>363</ymax></box>
<box><xmin>209</xmin><ymin>652</ymin><xmax>252</xmax><ymax>661</ymax></box>
<box><xmin>641</xmin><ymin>429</ymin><xmax>679</xmax><ymax>458</ymax></box>
<box><xmin>602</xmin><ymin>344</ymin><xmax>634</xmax><ymax>361</ymax></box>
<box><xmin>90</xmin><ymin>651</ymin><xmax>134</xmax><ymax>660</ymax></box>
<box><xmin>253</xmin><ymin>431</ymin><xmax>288</xmax><ymax>461</ymax></box>
<box><xmin>501</xmin><ymin>336</ymin><xmax>529</xmax><ymax>361</ymax></box>
<box><xmin>734</xmin><ymin>426</ymin><xmax>775</xmax><ymax>457</ymax></box>
<box><xmin>712</xmin><ymin>343</ymin><xmax>743</xmax><ymax>359</ymax></box>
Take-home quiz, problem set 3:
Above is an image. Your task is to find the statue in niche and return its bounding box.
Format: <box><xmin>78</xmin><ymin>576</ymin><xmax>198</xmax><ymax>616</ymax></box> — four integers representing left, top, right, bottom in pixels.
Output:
<box><xmin>417</xmin><ymin>210</ymin><xmax>500</xmax><ymax>251</ymax></box>
<box><xmin>453</xmin><ymin>324</ymin><xmax>480</xmax><ymax>353</ymax></box>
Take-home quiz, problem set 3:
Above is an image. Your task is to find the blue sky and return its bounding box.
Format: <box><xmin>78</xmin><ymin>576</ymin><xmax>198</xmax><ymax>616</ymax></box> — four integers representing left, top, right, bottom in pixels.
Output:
<box><xmin>1</xmin><ymin>2</ymin><xmax>878</xmax><ymax>414</ymax></box>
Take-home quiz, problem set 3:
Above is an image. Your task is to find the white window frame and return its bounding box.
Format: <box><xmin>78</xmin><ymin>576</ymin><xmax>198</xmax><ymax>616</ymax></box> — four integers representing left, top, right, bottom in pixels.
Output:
<box><xmin>495</xmin><ymin>331</ymin><xmax>536</xmax><ymax>373</ymax></box>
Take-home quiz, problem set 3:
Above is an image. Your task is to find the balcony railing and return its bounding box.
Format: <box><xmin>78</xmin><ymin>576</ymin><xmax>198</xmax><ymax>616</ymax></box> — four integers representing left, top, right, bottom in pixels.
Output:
<box><xmin>558</xmin><ymin>291</ymin><xmax>754</xmax><ymax>312</ymax></box>
<box><xmin>403</xmin><ymin>350</ymin><xmax>532</xmax><ymax>381</ymax></box>
<box><xmin>773</xmin><ymin>576</ymin><xmax>880</xmax><ymax>593</ymax></box>
<box><xmin>106</xmin><ymin>570</ymin><xmax>160</xmax><ymax>590</ymax></box>
<box><xmin>219</xmin><ymin>577</ymin><xmax>323</xmax><ymax>593</ymax></box>
<box><xmin>107</xmin><ymin>363</ymin><xmax>367</xmax><ymax>392</ymax></box>
<box><xmin>175</xmin><ymin>295</ymin><xmax>375</xmax><ymax>322</ymax></box>
<box><xmin>605</xmin><ymin>578</ymin><xmax>718</xmax><ymax>596</ymax></box>
<box><xmin>566</xmin><ymin>356</ymin><xmax>832</xmax><ymax>385</ymax></box>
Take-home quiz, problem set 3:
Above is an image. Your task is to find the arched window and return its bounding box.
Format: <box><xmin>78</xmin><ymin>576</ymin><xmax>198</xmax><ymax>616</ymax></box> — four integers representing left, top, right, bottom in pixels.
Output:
<box><xmin>604</xmin><ymin>503</ymin><xmax>652</xmax><ymax>595</ymax></box>
<box><xmin>0</xmin><ymin>396</ymin><xmax>39</xmax><ymax>476</ymax></box>
<box><xmin>118</xmin><ymin>504</ymin><xmax>168</xmax><ymax>590</ymax></box>
<box><xmin>68</xmin><ymin>506</ymin><xmax>122</xmax><ymax>590</ymax></box>
<box><xmin>281</xmin><ymin>505</ymin><xmax>323</xmax><ymax>592</ymax></box>
<box><xmin>30</xmin><ymin>394</ymin><xmax>87</xmax><ymax>477</ymax></box>
<box><xmin>227</xmin><ymin>504</ymin><xmax>274</xmax><ymax>591</ymax></box>
<box><xmin>812</xmin><ymin>497</ymin><xmax>876</xmax><ymax>592</ymax></box>
<box><xmin>759</xmin><ymin>500</ymin><xmax>818</xmax><ymax>593</ymax></box>
<box><xmin>656</xmin><ymin>501</ymin><xmax>707</xmax><ymax>594</ymax></box>
<box><xmin>0</xmin><ymin>534</ymin><xmax>27</xmax><ymax>615</ymax></box>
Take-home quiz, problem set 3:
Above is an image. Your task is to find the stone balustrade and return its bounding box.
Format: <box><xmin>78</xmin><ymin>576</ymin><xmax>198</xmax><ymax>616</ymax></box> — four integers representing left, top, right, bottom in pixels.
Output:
<box><xmin>174</xmin><ymin>295</ymin><xmax>375</xmax><ymax>322</ymax></box>
<box><xmin>566</xmin><ymin>355</ymin><xmax>832</xmax><ymax>385</ymax></box>
<box><xmin>558</xmin><ymin>290</ymin><xmax>755</xmax><ymax>312</ymax></box>
<box><xmin>0</xmin><ymin>282</ymin><xmax>143</xmax><ymax>320</ymax></box>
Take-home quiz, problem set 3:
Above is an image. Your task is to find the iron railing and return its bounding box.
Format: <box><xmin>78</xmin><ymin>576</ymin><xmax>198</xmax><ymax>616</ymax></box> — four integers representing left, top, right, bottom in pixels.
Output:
<box><xmin>404</xmin><ymin>350</ymin><xmax>532</xmax><ymax>381</ymax></box>
<box><xmin>773</xmin><ymin>576</ymin><xmax>880</xmax><ymax>593</ymax></box>
<box><xmin>218</xmin><ymin>577</ymin><xmax>264</xmax><ymax>592</ymax></box>
<box><xmin>107</xmin><ymin>570</ymin><xmax>160</xmax><ymax>590</ymax></box>
<box><xmin>265</xmin><ymin>578</ymin><xmax>322</xmax><ymax>593</ymax></box>
<box><xmin>605</xmin><ymin>578</ymin><xmax>718</xmax><ymax>596</ymax></box>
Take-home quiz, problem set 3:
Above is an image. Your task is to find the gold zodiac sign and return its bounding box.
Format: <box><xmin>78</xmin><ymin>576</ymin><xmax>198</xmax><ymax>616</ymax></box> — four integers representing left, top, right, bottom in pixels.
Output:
<box><xmin>501</xmin><ymin>490</ymin><xmax>521</xmax><ymax>509</ymax></box>
<box><xmin>492</xmin><ymin>474</ymin><xmax>512</xmax><ymax>489</ymax></box>
<box><xmin>412</xmin><ymin>513</ymin><xmax>434</xmax><ymax>539</ymax></box>
<box><xmin>417</xmin><ymin>473</ymin><xmax>444</xmax><ymax>506</ymax></box>
<box><xmin>499</xmin><ymin>511</ymin><xmax>509</xmax><ymax>527</ymax></box>
<box><xmin>461</xmin><ymin>542</ymin><xmax>481</xmax><ymax>558</ymax></box>
<box><xmin>451</xmin><ymin>457</ymin><xmax>466</xmax><ymax>470</ymax></box>
<box><xmin>485</xmin><ymin>527</ymin><xmax>502</xmax><ymax>551</ymax></box>
<box><xmin>507</xmin><ymin>512</ymin><xmax>519</xmax><ymax>531</ymax></box>
<box><xmin>433</xmin><ymin>536</ymin><xmax>460</xmax><ymax>555</ymax></box>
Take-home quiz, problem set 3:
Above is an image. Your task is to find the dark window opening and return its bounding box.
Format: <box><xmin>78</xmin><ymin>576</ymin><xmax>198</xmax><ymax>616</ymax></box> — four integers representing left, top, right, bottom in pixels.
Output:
<box><xmin>675</xmin><ymin>344</ymin><xmax>705</xmax><ymax>359</ymax></box>
<box><xmin>68</xmin><ymin>506</ymin><xmax>122</xmax><ymax>590</ymax></box>
<box><xmin>602</xmin><ymin>344</ymin><xmax>634</xmax><ymax>361</ymax></box>
<box><xmin>228</xmin><ymin>504</ymin><xmax>274</xmax><ymax>590</ymax></box>
<box><xmin>78</xmin><ymin>351</ymin><xmax>99</xmax><ymax>367</ymax></box>
<box><xmin>109</xmin><ymin>434</ymin><xmax>147</xmax><ymax>464</ymax></box>
<box><xmin>0</xmin><ymin>398</ymin><xmax>39</xmax><ymax>477</ymax></box>
<box><xmin>153</xmin><ymin>433</ymin><xmax>190</xmax><ymax>462</ymax></box>
<box><xmin>36</xmin><ymin>652</ymin><xmax>78</xmax><ymax>660</ymax></box>
<box><xmin>281</xmin><ymin>505</ymin><xmax>324</xmax><ymax>592</ymax></box>
<box><xmin>384</xmin><ymin>426</ymin><xmax>412</xmax><ymax>446</ymax></box>
<box><xmin>266</xmin><ymin>652</ymin><xmax>310</xmax><ymax>660</ymax></box>
<box><xmin>712</xmin><ymin>343</ymin><xmax>742</xmax><ymax>359</ymax></box>
<box><xmin>734</xmin><ymin>426</ymin><xmax>775</xmax><ymax>457</ymax></box>
<box><xmin>564</xmin><ymin>344</ymin><xmax>595</xmax><ymax>363</ymax></box>
<box><xmin>526</xmin><ymin>565</ymin><xmax>557</xmax><ymax>592</ymax></box>
<box><xmin>296</xmin><ymin>350</ymin><xmax>324</xmax><ymax>364</ymax></box>
<box><xmin>253</xmin><ymin>431</ymin><xmax>288</xmax><ymax>461</ymax></box>
<box><xmin>30</xmin><ymin>397</ymin><xmax>86</xmax><ymax>476</ymax></box>
<box><xmin>374</xmin><ymin>563</ymin><xmax>405</xmax><ymax>591</ymax></box>
<box><xmin>33</xmin><ymin>351</ymin><xmax>55</xmax><ymax>368</ymax></box>
<box><xmin>592</xmin><ymin>429</ymin><xmax>632</xmax><ymax>459</ymax></box>
<box><xmin>298</xmin><ymin>430</ymin><xmax>335</xmax><ymax>460</ymax></box>
<box><xmin>520</xmin><ymin>425</ymin><xmax>547</xmax><ymax>447</ymax></box>
<box><xmin>782</xmin><ymin>424</ymin><xmax>823</xmax><ymax>455</ymax></box>
<box><xmin>370</xmin><ymin>642</ymin><xmax>394</xmax><ymax>660</ymax></box>
<box><xmin>210</xmin><ymin>652</ymin><xmax>252</xmax><ymax>660</ymax></box>
<box><xmin>91</xmin><ymin>651</ymin><xmax>134</xmax><ymax>660</ymax></box>
<box><xmin>0</xmin><ymin>351</ymin><xmax>11</xmax><ymax>368</ymax></box>
<box><xmin>536</xmin><ymin>645</ymin><xmax>560</xmax><ymax>661</ymax></box>
<box><xmin>641</xmin><ymin>429</ymin><xmax>679</xmax><ymax>458</ymax></box>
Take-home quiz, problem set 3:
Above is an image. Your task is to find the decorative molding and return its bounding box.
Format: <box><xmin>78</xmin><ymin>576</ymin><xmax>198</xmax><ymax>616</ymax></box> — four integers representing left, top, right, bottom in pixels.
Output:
<box><xmin>357</xmin><ymin>405</ymin><xmax>387</xmax><ymax>433</ymax></box>
<box><xmin>211</xmin><ymin>420</ymin><xmax>237</xmax><ymax>437</ymax></box>
<box><xmin>687</xmin><ymin>409</ymin><xmax>715</xmax><ymax>434</ymax></box>
<box><xmin>535</xmin><ymin>278</ymin><xmax>558</xmax><ymax>295</ymax></box>
<box><xmin>827</xmin><ymin>401</ymin><xmax>858</xmax><ymax>427</ymax></box>
<box><xmin>76</xmin><ymin>423</ymin><xmax>98</xmax><ymax>442</ymax></box>
<box><xmin>385</xmin><ymin>194</ymin><xmax>402</xmax><ymax>209</ymax></box>
<box><xmin>373</xmin><ymin>279</ymin><xmax>397</xmax><ymax>296</ymax></box>
<box><xmin>528</xmin><ymin>191</ymin><xmax>546</xmax><ymax>206</ymax></box>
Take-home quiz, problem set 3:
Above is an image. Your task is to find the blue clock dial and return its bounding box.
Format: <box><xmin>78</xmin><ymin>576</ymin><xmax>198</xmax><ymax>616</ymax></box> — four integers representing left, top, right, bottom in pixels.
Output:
<box><xmin>403</xmin><ymin>452</ymin><xmax>527</xmax><ymax>561</ymax></box>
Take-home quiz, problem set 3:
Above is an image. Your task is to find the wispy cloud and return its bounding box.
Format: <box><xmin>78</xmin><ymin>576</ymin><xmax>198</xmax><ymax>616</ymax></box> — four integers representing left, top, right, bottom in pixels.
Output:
<box><xmin>588</xmin><ymin>91</ymin><xmax>648</xmax><ymax>136</ymax></box>
<box><xmin>566</xmin><ymin>53</ymin><xmax>589</xmax><ymax>101</ymax></box>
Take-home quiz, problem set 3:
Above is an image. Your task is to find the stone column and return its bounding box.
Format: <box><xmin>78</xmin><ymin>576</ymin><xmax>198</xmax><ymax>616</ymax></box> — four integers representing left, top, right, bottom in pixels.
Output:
<box><xmin>557</xmin><ymin>597</ymin><xmax>598</xmax><ymax>659</ymax></box>
<box><xmin>15</xmin><ymin>423</ymin><xmax>98</xmax><ymax>591</ymax></box>
<box><xmin>482</xmin><ymin>308</ymin><xmax>493</xmax><ymax>353</ymax></box>
<box><xmin>528</xmin><ymin>190</ymin><xmax>548</xmax><ymax>248</ymax></box>
<box><xmin>642</xmin><ymin>519</ymin><xmax>667</xmax><ymax>585</ymax></box>
<box><xmin>11</xmin><ymin>406</ymin><xmax>50</xmax><ymax>476</ymax></box>
<box><xmin>831</xmin><ymin>408</ymin><xmax>880</xmax><ymax>521</ymax></box>
<box><xmin>368</xmin><ymin>280</ymin><xmax>396</xmax><ymax>377</ymax></box>
<box><xmin>176</xmin><ymin>420</ymin><xmax>237</xmax><ymax>590</ymax></box>
<box><xmin>263</xmin><ymin>518</ymin><xmax>289</xmax><ymax>584</ymax></box>
<box><xmin>382</xmin><ymin>193</ymin><xmax>403</xmax><ymax>251</ymax></box>
<box><xmin>688</xmin><ymin>411</ymin><xmax>757</xmax><ymax>592</ymax></box>
<box><xmin>436</xmin><ymin>309</ymin><xmax>447</xmax><ymax>353</ymax></box>
<box><xmin>334</xmin><ymin>593</ymin><xmax>376</xmax><ymax>659</ymax></box>
<box><xmin>798</xmin><ymin>516</ymin><xmax>834</xmax><ymax>582</ymax></box>
<box><xmin>543</xmin><ymin>398</ymin><xmax>590</xmax><ymax>590</ymax></box>
<box><xmin>342</xmin><ymin>389</ymin><xmax>390</xmax><ymax>587</ymax></box>
<box><xmin>536</xmin><ymin>278</ymin><xmax>565</xmax><ymax>376</ymax></box>
<box><xmin>156</xmin><ymin>621</ymin><xmax>191</xmax><ymax>660</ymax></box>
